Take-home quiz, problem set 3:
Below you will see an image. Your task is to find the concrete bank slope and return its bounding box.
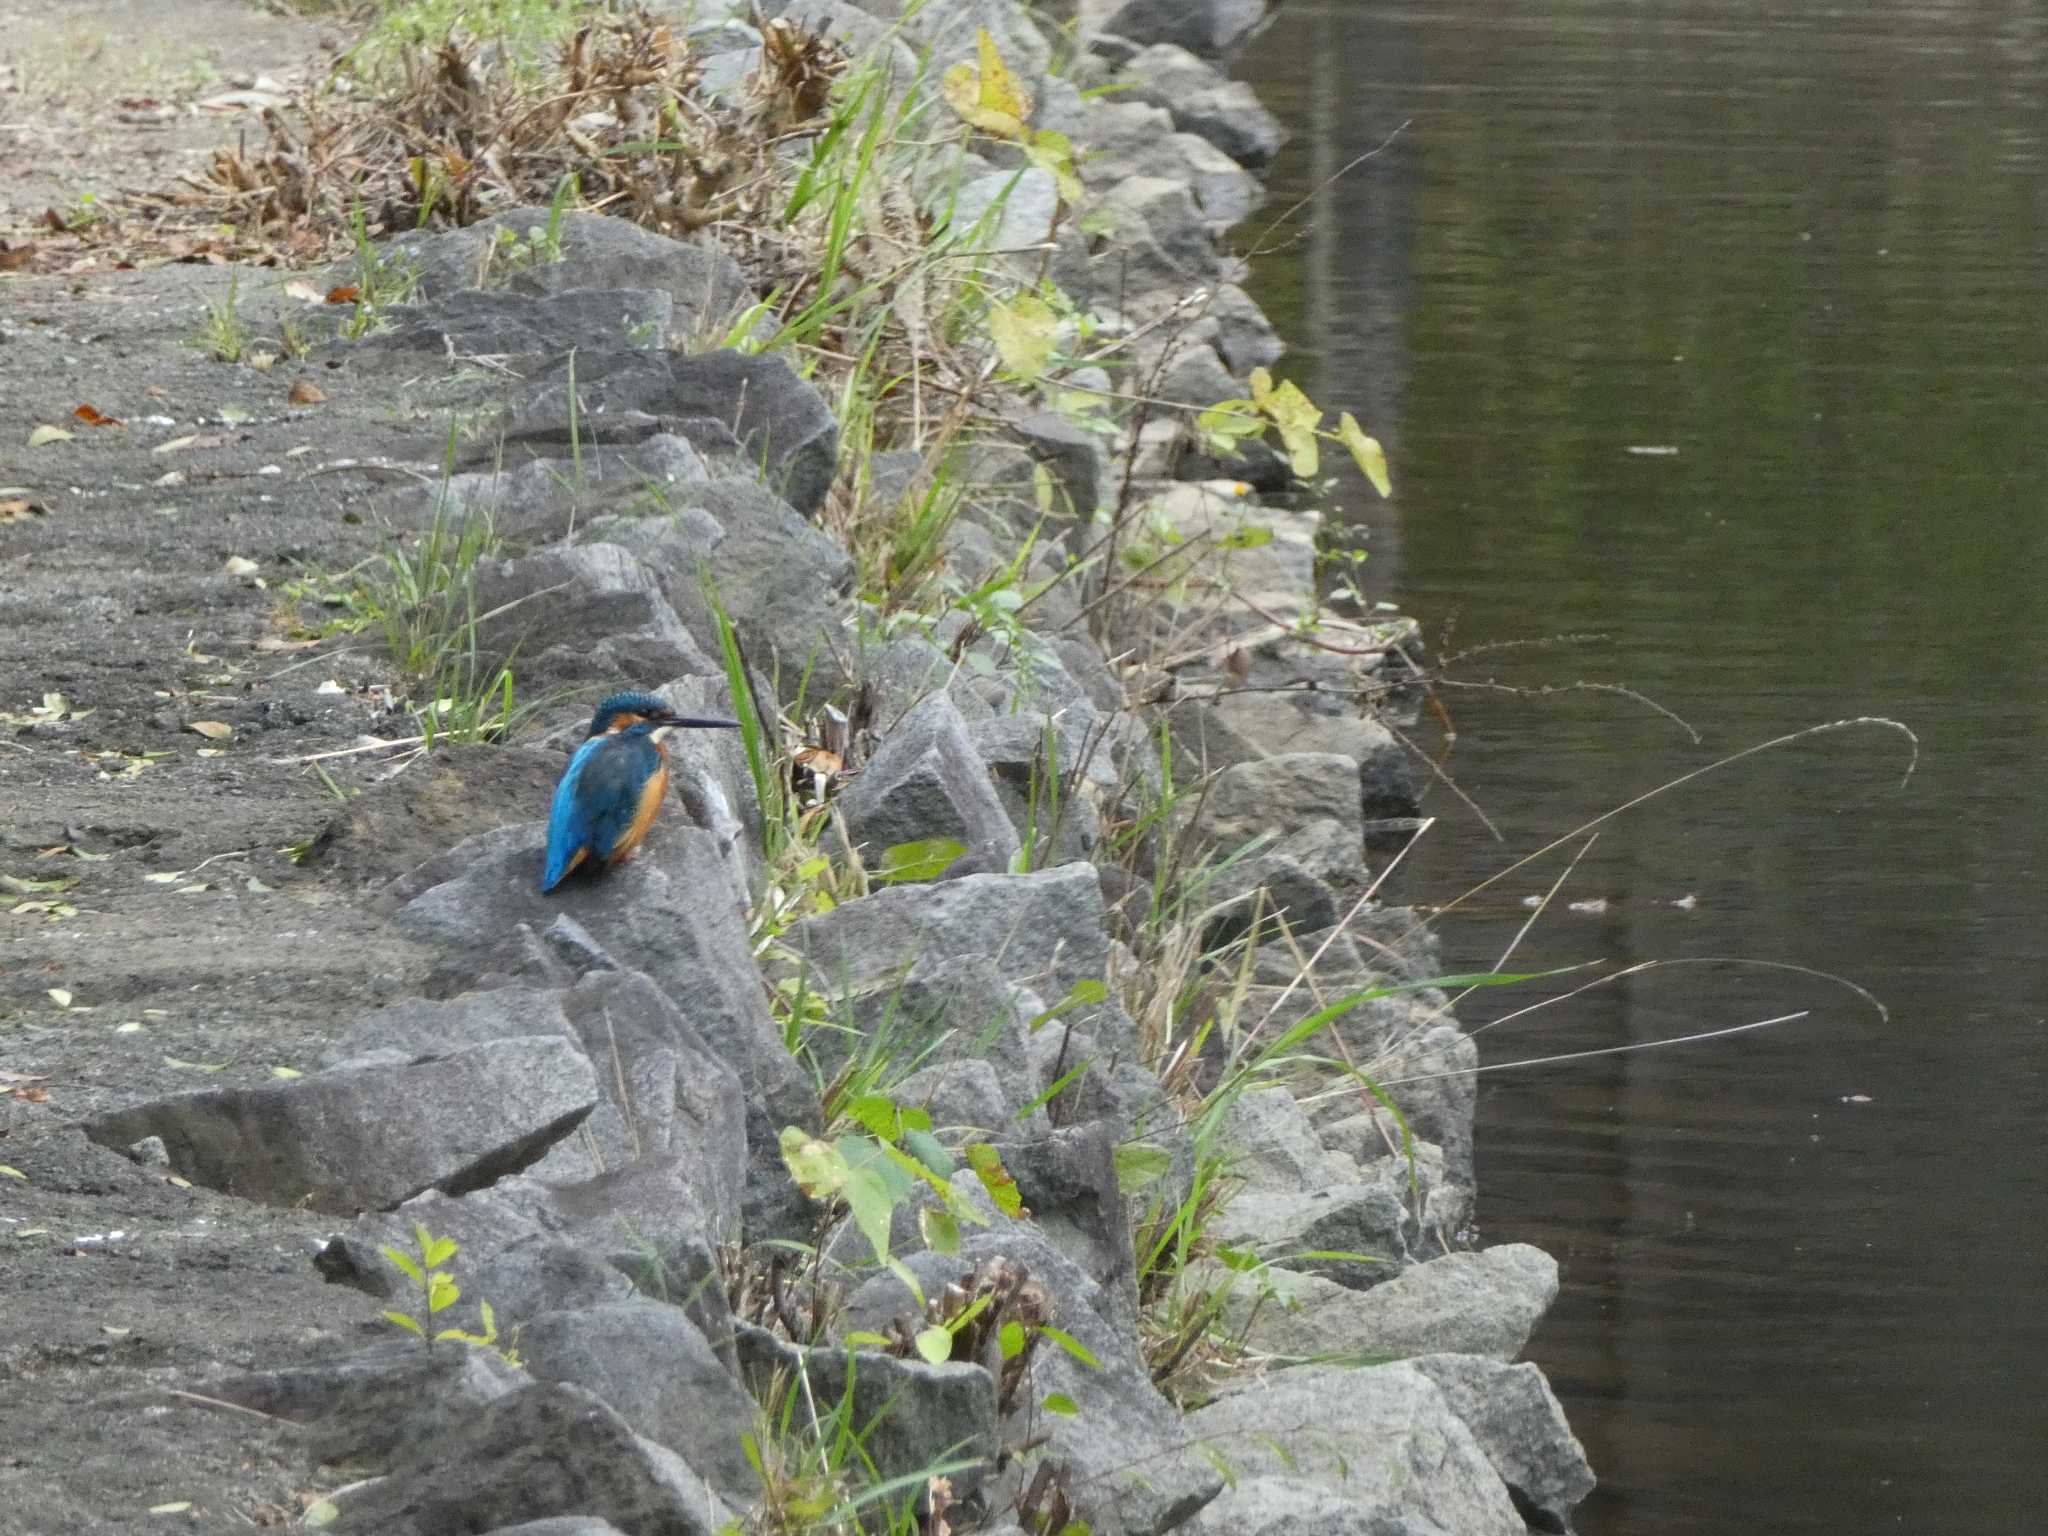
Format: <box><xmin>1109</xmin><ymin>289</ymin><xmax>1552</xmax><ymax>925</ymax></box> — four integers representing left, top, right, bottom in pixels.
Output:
<box><xmin>0</xmin><ymin>1</ymin><xmax>1591</xmax><ymax>1532</ymax></box>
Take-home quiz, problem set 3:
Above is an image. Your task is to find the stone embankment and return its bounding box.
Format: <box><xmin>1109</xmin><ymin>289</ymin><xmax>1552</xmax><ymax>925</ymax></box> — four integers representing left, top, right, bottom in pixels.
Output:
<box><xmin>0</xmin><ymin>1</ymin><xmax>1592</xmax><ymax>1531</ymax></box>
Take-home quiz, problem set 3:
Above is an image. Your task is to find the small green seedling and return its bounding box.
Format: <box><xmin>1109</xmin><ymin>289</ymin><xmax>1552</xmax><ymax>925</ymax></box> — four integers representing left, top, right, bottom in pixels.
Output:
<box><xmin>380</xmin><ymin>1222</ymin><xmax>501</xmax><ymax>1351</ymax></box>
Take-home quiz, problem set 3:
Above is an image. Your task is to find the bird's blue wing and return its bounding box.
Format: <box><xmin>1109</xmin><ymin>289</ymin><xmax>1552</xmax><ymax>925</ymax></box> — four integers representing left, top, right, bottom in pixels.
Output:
<box><xmin>541</xmin><ymin>735</ymin><xmax>609</xmax><ymax>891</ymax></box>
<box><xmin>541</xmin><ymin>733</ymin><xmax>659</xmax><ymax>891</ymax></box>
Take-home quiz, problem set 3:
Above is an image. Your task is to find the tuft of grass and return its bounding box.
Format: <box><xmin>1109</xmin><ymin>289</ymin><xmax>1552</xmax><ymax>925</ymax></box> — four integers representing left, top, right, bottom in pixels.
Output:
<box><xmin>186</xmin><ymin>273</ymin><xmax>246</xmax><ymax>362</ymax></box>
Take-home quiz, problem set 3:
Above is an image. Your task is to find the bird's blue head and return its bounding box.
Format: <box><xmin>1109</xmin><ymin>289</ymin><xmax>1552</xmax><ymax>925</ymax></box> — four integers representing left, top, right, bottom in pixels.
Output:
<box><xmin>585</xmin><ymin>690</ymin><xmax>744</xmax><ymax>740</ymax></box>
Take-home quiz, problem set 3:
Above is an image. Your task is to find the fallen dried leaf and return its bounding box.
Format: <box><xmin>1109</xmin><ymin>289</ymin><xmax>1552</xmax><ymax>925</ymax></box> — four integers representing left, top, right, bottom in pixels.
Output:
<box><xmin>73</xmin><ymin>404</ymin><xmax>124</xmax><ymax>428</ymax></box>
<box><xmin>0</xmin><ymin>497</ymin><xmax>45</xmax><ymax>523</ymax></box>
<box><xmin>27</xmin><ymin>425</ymin><xmax>74</xmax><ymax>447</ymax></box>
<box><xmin>224</xmin><ymin>556</ymin><xmax>259</xmax><ymax>576</ymax></box>
<box><xmin>324</xmin><ymin>285</ymin><xmax>359</xmax><ymax>304</ymax></box>
<box><xmin>288</xmin><ymin>378</ymin><xmax>327</xmax><ymax>406</ymax></box>
<box><xmin>186</xmin><ymin>720</ymin><xmax>234</xmax><ymax>740</ymax></box>
<box><xmin>284</xmin><ymin>280</ymin><xmax>325</xmax><ymax>303</ymax></box>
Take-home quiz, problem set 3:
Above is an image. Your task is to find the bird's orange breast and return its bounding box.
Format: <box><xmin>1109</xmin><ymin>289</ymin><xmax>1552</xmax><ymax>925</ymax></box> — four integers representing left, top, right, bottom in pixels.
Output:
<box><xmin>607</xmin><ymin>759</ymin><xmax>669</xmax><ymax>865</ymax></box>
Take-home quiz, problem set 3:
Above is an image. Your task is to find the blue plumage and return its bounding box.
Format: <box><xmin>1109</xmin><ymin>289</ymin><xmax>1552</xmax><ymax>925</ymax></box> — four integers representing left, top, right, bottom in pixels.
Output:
<box><xmin>539</xmin><ymin>690</ymin><xmax>743</xmax><ymax>894</ymax></box>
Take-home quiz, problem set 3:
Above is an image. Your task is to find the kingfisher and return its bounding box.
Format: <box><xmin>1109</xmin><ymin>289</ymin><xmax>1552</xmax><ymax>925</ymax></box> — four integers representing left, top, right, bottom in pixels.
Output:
<box><xmin>540</xmin><ymin>690</ymin><xmax>741</xmax><ymax>893</ymax></box>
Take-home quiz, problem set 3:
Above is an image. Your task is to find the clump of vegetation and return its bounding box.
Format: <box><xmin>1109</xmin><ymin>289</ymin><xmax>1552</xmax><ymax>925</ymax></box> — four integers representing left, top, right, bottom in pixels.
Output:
<box><xmin>380</xmin><ymin>1221</ymin><xmax>512</xmax><ymax>1359</ymax></box>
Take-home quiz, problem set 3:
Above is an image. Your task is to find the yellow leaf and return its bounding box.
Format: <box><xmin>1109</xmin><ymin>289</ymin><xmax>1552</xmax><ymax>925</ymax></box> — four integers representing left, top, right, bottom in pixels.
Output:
<box><xmin>0</xmin><ymin>1165</ymin><xmax>24</xmax><ymax>1180</ymax></box>
<box><xmin>271</xmin><ymin>1065</ymin><xmax>303</xmax><ymax>1079</ymax></box>
<box><xmin>1259</xmin><ymin>377</ymin><xmax>1322</xmax><ymax>479</ymax></box>
<box><xmin>987</xmin><ymin>293</ymin><xmax>1058</xmax><ymax>379</ymax></box>
<box><xmin>186</xmin><ymin>720</ymin><xmax>233</xmax><ymax>740</ymax></box>
<box><xmin>148</xmin><ymin>1502</ymin><xmax>192</xmax><ymax>1516</ymax></box>
<box><xmin>1339</xmin><ymin>412</ymin><xmax>1392</xmax><ymax>498</ymax></box>
<box><xmin>28</xmin><ymin>425</ymin><xmax>74</xmax><ymax>447</ymax></box>
<box><xmin>941</xmin><ymin>29</ymin><xmax>1032</xmax><ymax>140</ymax></box>
<box><xmin>48</xmin><ymin>988</ymin><xmax>72</xmax><ymax>1008</ymax></box>
<box><xmin>223</xmin><ymin>555</ymin><xmax>259</xmax><ymax>576</ymax></box>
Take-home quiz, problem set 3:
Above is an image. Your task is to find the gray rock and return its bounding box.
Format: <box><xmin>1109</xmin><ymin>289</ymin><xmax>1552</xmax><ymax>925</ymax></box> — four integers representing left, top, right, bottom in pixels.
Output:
<box><xmin>1119</xmin><ymin>44</ymin><xmax>1286</xmax><ymax>166</ymax></box>
<box><xmin>1203</xmin><ymin>850</ymin><xmax>1342</xmax><ymax>946</ymax></box>
<box><xmin>1408</xmin><ymin>1354</ymin><xmax>1596</xmax><ymax>1530</ymax></box>
<box><xmin>1095</xmin><ymin>176</ymin><xmax>1220</xmax><ymax>293</ymax></box>
<box><xmin>967</xmin><ymin>711</ymin><xmax>1122</xmax><ymax>870</ymax></box>
<box><xmin>1185</xmin><ymin>1477</ymin><xmax>1456</xmax><ymax>1535</ymax></box>
<box><xmin>735</xmin><ymin>1327</ymin><xmax>1000</xmax><ymax>1499</ymax></box>
<box><xmin>893</xmin><ymin>1057</ymin><xmax>1014</xmax><ymax>1134</ymax></box>
<box><xmin>388</xmin><ymin>208</ymin><xmax>755</xmax><ymax>346</ymax></box>
<box><xmin>468</xmin><ymin>1238</ymin><xmax>640</xmax><ymax>1323</ymax></box>
<box><xmin>469</xmin><ymin>541</ymin><xmax>716</xmax><ymax>692</ymax></box>
<box><xmin>1154</xmin><ymin>336</ymin><xmax>1241</xmax><ymax>411</ymax></box>
<box><xmin>334</xmin><ymin>988</ymin><xmax>574</xmax><ymax>1062</ymax></box>
<box><xmin>1087</xmin><ymin>112</ymin><xmax>1263</xmax><ymax>231</ymax></box>
<box><xmin>518</xmin><ymin>350</ymin><xmax>839</xmax><ymax>518</ymax></box>
<box><xmin>1207</xmin><ymin>282</ymin><xmax>1285</xmax><ymax>373</ymax></box>
<box><xmin>837</xmin><ymin>691</ymin><xmax>1022</xmax><ymax>879</ymax></box>
<box><xmin>518</xmin><ymin>1301</ymin><xmax>759</xmax><ymax>1505</ymax></box>
<box><xmin>326</xmin><ymin>1382</ymin><xmax>737</xmax><ymax>1535</ymax></box>
<box><xmin>858</xmin><ymin>0</ymin><xmax>1053</xmax><ymax>77</ymax></box>
<box><xmin>532</xmin><ymin>971</ymin><xmax>751</xmax><ymax>1235</ymax></box>
<box><xmin>847</xmin><ymin>1230</ymin><xmax>1220</xmax><ymax>1535</ymax></box>
<box><xmin>1186</xmin><ymin>1364</ymin><xmax>1522</xmax><ymax>1534</ymax></box>
<box><xmin>355</xmin><ymin>287</ymin><xmax>671</xmax><ymax>361</ymax></box>
<box><xmin>1192</xmin><ymin>752</ymin><xmax>1363</xmax><ymax>853</ymax></box>
<box><xmin>993</xmin><ymin>1121</ymin><xmax>1139</xmax><ymax>1325</ymax></box>
<box><xmin>1081</xmin><ymin>0</ymin><xmax>1267</xmax><ymax>60</ymax></box>
<box><xmin>587</xmin><ymin>475</ymin><xmax>857</xmax><ymax>704</ymax></box>
<box><xmin>395</xmin><ymin>823</ymin><xmax>820</xmax><ymax>1183</ymax></box>
<box><xmin>782</xmin><ymin>865</ymin><xmax>1118</xmax><ymax>1028</ymax></box>
<box><xmin>1217</xmin><ymin>1086</ymin><xmax>1356</xmax><ymax>1191</ymax></box>
<box><xmin>1008</xmin><ymin>409</ymin><xmax>1106</xmax><ymax>518</ymax></box>
<box><xmin>1340</xmin><ymin>1245</ymin><xmax>1560</xmax><ymax>1361</ymax></box>
<box><xmin>1209</xmin><ymin>1244</ymin><xmax>1558</xmax><ymax>1367</ymax></box>
<box><xmin>483</xmin><ymin>1521</ymin><xmax>630</xmax><ymax>1536</ymax></box>
<box><xmin>951</xmin><ymin>165</ymin><xmax>1062</xmax><ymax>258</ymax></box>
<box><xmin>1208</xmin><ymin>1169</ymin><xmax>1415</xmax><ymax>1288</ymax></box>
<box><xmin>825</xmin><ymin>953</ymin><xmax>1048</xmax><ymax>1123</ymax></box>
<box><xmin>84</xmin><ymin>1036</ymin><xmax>596</xmax><ymax>1214</ymax></box>
<box><xmin>207</xmin><ymin>1342</ymin><xmax>527</xmax><ymax>1453</ymax></box>
<box><xmin>433</xmin><ymin>434</ymin><xmax>712</xmax><ymax>545</ymax></box>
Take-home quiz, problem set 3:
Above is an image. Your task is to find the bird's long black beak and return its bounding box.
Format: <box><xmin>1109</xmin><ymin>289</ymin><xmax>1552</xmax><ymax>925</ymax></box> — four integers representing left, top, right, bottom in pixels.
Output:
<box><xmin>652</xmin><ymin>713</ymin><xmax>744</xmax><ymax>731</ymax></box>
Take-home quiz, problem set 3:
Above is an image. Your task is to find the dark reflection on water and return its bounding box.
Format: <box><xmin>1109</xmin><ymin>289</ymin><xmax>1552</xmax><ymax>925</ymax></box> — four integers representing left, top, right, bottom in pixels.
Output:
<box><xmin>1239</xmin><ymin>3</ymin><xmax>2048</xmax><ymax>1532</ymax></box>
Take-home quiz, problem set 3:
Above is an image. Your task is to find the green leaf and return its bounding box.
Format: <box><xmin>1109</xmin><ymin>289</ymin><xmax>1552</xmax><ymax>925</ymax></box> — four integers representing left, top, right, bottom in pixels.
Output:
<box><xmin>1067</xmin><ymin>978</ymin><xmax>1107</xmax><ymax>1005</ymax></box>
<box><xmin>845</xmin><ymin>1093</ymin><xmax>903</xmax><ymax>1140</ymax></box>
<box><xmin>418</xmin><ymin>1226</ymin><xmax>457</xmax><ymax>1269</ymax></box>
<box><xmin>0</xmin><ymin>1165</ymin><xmax>23</xmax><ymax>1181</ymax></box>
<box><xmin>1034</xmin><ymin>1324</ymin><xmax>1100</xmax><ymax>1369</ymax></box>
<box><xmin>381</xmin><ymin>1309</ymin><xmax>425</xmax><ymax>1338</ymax></box>
<box><xmin>1042</xmin><ymin>1392</ymin><xmax>1080</xmax><ymax>1417</ymax></box>
<box><xmin>903</xmin><ymin>1127</ymin><xmax>955</xmax><ymax>1177</ymax></box>
<box><xmin>999</xmin><ymin>1319</ymin><xmax>1027</xmax><ymax>1360</ymax></box>
<box><xmin>914</xmin><ymin>1325</ymin><xmax>953</xmax><ymax>1365</ymax></box>
<box><xmin>843</xmin><ymin>1163</ymin><xmax>896</xmax><ymax>1265</ymax></box>
<box><xmin>988</xmin><ymin>293</ymin><xmax>1059</xmax><ymax>380</ymax></box>
<box><xmin>899</xmin><ymin>1106</ymin><xmax>932</xmax><ymax>1134</ymax></box>
<box><xmin>1338</xmin><ymin>412</ymin><xmax>1392</xmax><ymax>497</ymax></box>
<box><xmin>877</xmin><ymin>838</ymin><xmax>968</xmax><ymax>884</ymax></box>
<box><xmin>1196</xmin><ymin>400</ymin><xmax>1261</xmax><ymax>457</ymax></box>
<box><xmin>1025</xmin><ymin>128</ymin><xmax>1086</xmax><ymax>207</ymax></box>
<box><xmin>380</xmin><ymin>1246</ymin><xmax>425</xmax><ymax>1285</ymax></box>
<box><xmin>1216</xmin><ymin>523</ymin><xmax>1273</xmax><ymax>551</ymax></box>
<box><xmin>920</xmin><ymin>1203</ymin><xmax>961</xmax><ymax>1257</ymax></box>
<box><xmin>1112</xmin><ymin>1142</ymin><xmax>1172</xmax><ymax>1194</ymax></box>
<box><xmin>427</xmin><ymin>1271</ymin><xmax>460</xmax><ymax>1314</ymax></box>
<box><xmin>964</xmin><ymin>1142</ymin><xmax>1023</xmax><ymax>1216</ymax></box>
<box><xmin>302</xmin><ymin>1498</ymin><xmax>339</xmax><ymax>1528</ymax></box>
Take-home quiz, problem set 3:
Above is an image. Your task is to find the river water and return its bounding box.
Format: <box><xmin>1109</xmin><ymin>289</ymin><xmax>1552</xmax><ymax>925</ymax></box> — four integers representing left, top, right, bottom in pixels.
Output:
<box><xmin>1238</xmin><ymin>4</ymin><xmax>2047</xmax><ymax>1532</ymax></box>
